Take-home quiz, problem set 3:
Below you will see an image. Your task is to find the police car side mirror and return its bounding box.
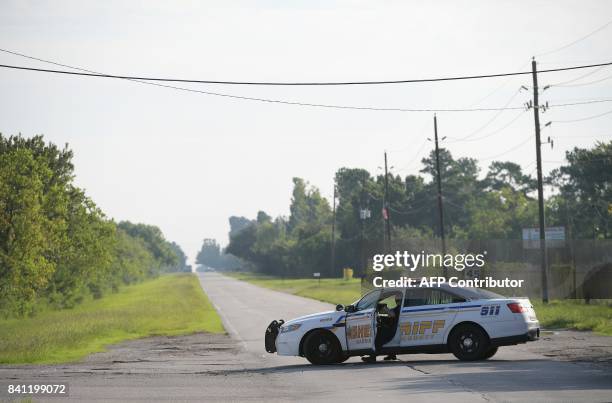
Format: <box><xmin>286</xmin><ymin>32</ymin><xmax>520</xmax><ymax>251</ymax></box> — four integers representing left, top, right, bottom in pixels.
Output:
<box><xmin>344</xmin><ymin>304</ymin><xmax>356</xmax><ymax>313</ymax></box>
<box><xmin>336</xmin><ymin>304</ymin><xmax>344</xmax><ymax>311</ymax></box>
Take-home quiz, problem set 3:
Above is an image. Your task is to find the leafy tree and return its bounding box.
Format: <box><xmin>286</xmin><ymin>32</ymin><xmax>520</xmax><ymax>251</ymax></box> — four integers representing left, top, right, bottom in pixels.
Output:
<box><xmin>0</xmin><ymin>134</ymin><xmax>185</xmax><ymax>316</ymax></box>
<box><xmin>222</xmin><ymin>142</ymin><xmax>609</xmax><ymax>279</ymax></box>
<box><xmin>548</xmin><ymin>141</ymin><xmax>612</xmax><ymax>238</ymax></box>
<box><xmin>169</xmin><ymin>242</ymin><xmax>192</xmax><ymax>273</ymax></box>
<box><xmin>228</xmin><ymin>216</ymin><xmax>253</xmax><ymax>238</ymax></box>
<box><xmin>482</xmin><ymin>161</ymin><xmax>535</xmax><ymax>195</ymax></box>
<box><xmin>0</xmin><ymin>148</ymin><xmax>54</xmax><ymax>315</ymax></box>
<box><xmin>117</xmin><ymin>221</ymin><xmax>178</xmax><ymax>273</ymax></box>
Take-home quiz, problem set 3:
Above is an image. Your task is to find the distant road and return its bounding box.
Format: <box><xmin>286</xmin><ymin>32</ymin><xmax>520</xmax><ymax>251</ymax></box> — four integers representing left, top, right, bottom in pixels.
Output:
<box><xmin>199</xmin><ymin>272</ymin><xmax>612</xmax><ymax>403</ymax></box>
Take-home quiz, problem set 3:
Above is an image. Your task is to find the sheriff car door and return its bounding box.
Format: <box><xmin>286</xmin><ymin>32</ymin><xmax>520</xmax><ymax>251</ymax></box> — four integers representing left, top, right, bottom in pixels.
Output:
<box><xmin>346</xmin><ymin>289</ymin><xmax>380</xmax><ymax>354</ymax></box>
<box><xmin>399</xmin><ymin>288</ymin><xmax>465</xmax><ymax>347</ymax></box>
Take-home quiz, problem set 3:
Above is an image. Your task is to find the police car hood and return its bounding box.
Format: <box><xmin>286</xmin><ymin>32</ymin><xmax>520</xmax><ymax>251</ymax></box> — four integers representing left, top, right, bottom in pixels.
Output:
<box><xmin>285</xmin><ymin>310</ymin><xmax>340</xmax><ymax>325</ymax></box>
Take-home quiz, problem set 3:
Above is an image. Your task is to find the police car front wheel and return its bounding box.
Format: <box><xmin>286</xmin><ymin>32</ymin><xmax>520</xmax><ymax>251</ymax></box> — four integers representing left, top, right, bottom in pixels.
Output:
<box><xmin>303</xmin><ymin>330</ymin><xmax>342</xmax><ymax>365</ymax></box>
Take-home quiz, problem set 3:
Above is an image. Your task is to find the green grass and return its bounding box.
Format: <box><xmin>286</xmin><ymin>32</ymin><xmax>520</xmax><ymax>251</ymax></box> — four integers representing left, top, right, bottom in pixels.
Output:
<box><xmin>228</xmin><ymin>272</ymin><xmax>612</xmax><ymax>336</ymax></box>
<box><xmin>0</xmin><ymin>273</ymin><xmax>224</xmax><ymax>364</ymax></box>
<box><xmin>533</xmin><ymin>300</ymin><xmax>612</xmax><ymax>336</ymax></box>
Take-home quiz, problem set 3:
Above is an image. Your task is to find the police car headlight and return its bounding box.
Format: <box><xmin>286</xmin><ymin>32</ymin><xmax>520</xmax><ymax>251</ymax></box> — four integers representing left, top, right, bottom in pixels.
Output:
<box><xmin>280</xmin><ymin>323</ymin><xmax>302</xmax><ymax>333</ymax></box>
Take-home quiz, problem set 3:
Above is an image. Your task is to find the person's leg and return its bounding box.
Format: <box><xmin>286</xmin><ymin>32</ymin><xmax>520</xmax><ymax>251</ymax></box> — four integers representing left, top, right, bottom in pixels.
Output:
<box><xmin>361</xmin><ymin>355</ymin><xmax>376</xmax><ymax>363</ymax></box>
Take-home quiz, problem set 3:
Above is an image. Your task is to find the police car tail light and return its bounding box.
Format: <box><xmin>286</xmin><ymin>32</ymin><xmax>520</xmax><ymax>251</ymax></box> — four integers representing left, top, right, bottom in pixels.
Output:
<box><xmin>507</xmin><ymin>303</ymin><xmax>526</xmax><ymax>313</ymax></box>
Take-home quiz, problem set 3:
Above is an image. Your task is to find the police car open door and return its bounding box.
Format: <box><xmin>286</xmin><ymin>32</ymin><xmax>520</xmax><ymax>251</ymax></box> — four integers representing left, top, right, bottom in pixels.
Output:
<box><xmin>399</xmin><ymin>288</ymin><xmax>462</xmax><ymax>348</ymax></box>
<box><xmin>345</xmin><ymin>289</ymin><xmax>380</xmax><ymax>354</ymax></box>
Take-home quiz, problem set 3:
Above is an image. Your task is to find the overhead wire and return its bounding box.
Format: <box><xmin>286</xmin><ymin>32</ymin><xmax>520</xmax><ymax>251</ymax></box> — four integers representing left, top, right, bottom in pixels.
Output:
<box><xmin>477</xmin><ymin>135</ymin><xmax>533</xmax><ymax>161</ymax></box>
<box><xmin>466</xmin><ymin>61</ymin><xmax>531</xmax><ymax>108</ymax></box>
<box><xmin>387</xmin><ymin>204</ymin><xmax>431</xmax><ymax>216</ymax></box>
<box><xmin>552</xmin><ymin>72</ymin><xmax>612</xmax><ymax>88</ymax></box>
<box><xmin>548</xmin><ymin>65</ymin><xmax>608</xmax><ymax>86</ymax></box>
<box><xmin>446</xmin><ymin>110</ymin><xmax>528</xmax><ymax>143</ymax></box>
<box><xmin>552</xmin><ymin>108</ymin><xmax>612</xmax><ymax>123</ymax></box>
<box><xmin>396</xmin><ymin>140</ymin><xmax>430</xmax><ymax>173</ymax></box>
<box><xmin>448</xmin><ymin>89</ymin><xmax>524</xmax><ymax>141</ymax></box>
<box><xmin>1</xmin><ymin>50</ymin><xmax>612</xmax><ymax>85</ymax></box>
<box><xmin>535</xmin><ymin>19</ymin><xmax>612</xmax><ymax>57</ymax></box>
<box><xmin>1</xmin><ymin>49</ymin><xmax>612</xmax><ymax>113</ymax></box>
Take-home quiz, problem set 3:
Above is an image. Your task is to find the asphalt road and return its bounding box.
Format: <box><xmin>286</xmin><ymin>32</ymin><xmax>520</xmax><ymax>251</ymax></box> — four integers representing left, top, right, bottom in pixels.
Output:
<box><xmin>0</xmin><ymin>272</ymin><xmax>610</xmax><ymax>402</ymax></box>
<box><xmin>198</xmin><ymin>272</ymin><xmax>612</xmax><ymax>403</ymax></box>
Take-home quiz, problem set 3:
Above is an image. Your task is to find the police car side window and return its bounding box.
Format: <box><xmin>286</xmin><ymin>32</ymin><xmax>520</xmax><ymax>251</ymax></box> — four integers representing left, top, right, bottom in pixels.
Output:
<box><xmin>403</xmin><ymin>289</ymin><xmax>428</xmax><ymax>307</ymax></box>
<box><xmin>404</xmin><ymin>289</ymin><xmax>465</xmax><ymax>307</ymax></box>
<box><xmin>427</xmin><ymin>290</ymin><xmax>465</xmax><ymax>305</ymax></box>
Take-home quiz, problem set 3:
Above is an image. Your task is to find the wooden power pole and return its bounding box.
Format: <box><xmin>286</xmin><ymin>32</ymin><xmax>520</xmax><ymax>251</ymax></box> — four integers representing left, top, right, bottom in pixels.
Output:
<box><xmin>383</xmin><ymin>151</ymin><xmax>392</xmax><ymax>250</ymax></box>
<box><xmin>331</xmin><ymin>185</ymin><xmax>336</xmax><ymax>277</ymax></box>
<box><xmin>531</xmin><ymin>57</ymin><xmax>549</xmax><ymax>303</ymax></box>
<box><xmin>433</xmin><ymin>114</ymin><xmax>448</xmax><ymax>279</ymax></box>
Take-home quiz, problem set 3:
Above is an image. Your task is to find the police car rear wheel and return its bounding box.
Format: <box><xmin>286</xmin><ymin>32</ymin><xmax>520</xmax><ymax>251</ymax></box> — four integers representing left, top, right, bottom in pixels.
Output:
<box><xmin>449</xmin><ymin>324</ymin><xmax>489</xmax><ymax>361</ymax></box>
<box><xmin>303</xmin><ymin>330</ymin><xmax>341</xmax><ymax>365</ymax></box>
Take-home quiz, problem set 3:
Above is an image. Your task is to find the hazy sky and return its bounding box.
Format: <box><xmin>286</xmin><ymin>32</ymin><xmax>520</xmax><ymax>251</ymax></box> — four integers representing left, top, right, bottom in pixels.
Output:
<box><xmin>1</xmin><ymin>1</ymin><xmax>611</xmax><ymax>265</ymax></box>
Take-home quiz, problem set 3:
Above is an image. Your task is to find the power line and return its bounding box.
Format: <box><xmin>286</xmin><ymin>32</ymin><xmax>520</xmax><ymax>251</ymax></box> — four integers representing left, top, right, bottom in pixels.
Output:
<box><xmin>396</xmin><ymin>140</ymin><xmax>429</xmax><ymax>173</ymax></box>
<box><xmin>552</xmin><ymin>72</ymin><xmax>612</xmax><ymax>88</ymax></box>
<box><xmin>544</xmin><ymin>156</ymin><xmax>611</xmax><ymax>164</ymax></box>
<box><xmin>549</xmin><ymin>65</ymin><xmax>607</xmax><ymax>86</ymax></box>
<box><xmin>477</xmin><ymin>135</ymin><xmax>533</xmax><ymax>161</ymax></box>
<box><xmin>447</xmin><ymin>110</ymin><xmax>527</xmax><ymax>143</ymax></box>
<box><xmin>447</xmin><ymin>89</ymin><xmax>524</xmax><ymax>141</ymax></box>
<box><xmin>387</xmin><ymin>204</ymin><xmax>431</xmax><ymax>216</ymax></box>
<box><xmin>2</xmin><ymin>50</ymin><xmax>612</xmax><ymax>113</ymax></box>
<box><xmin>535</xmin><ymin>19</ymin><xmax>612</xmax><ymax>57</ymax></box>
<box><xmin>1</xmin><ymin>48</ymin><xmax>612</xmax><ymax>85</ymax></box>
<box><xmin>386</xmin><ymin>120</ymin><xmax>431</xmax><ymax>153</ymax></box>
<box><xmin>553</xmin><ymin>108</ymin><xmax>612</xmax><ymax>123</ymax></box>
<box><xmin>552</xmin><ymin>133</ymin><xmax>612</xmax><ymax>139</ymax></box>
<box><xmin>2</xmin><ymin>60</ymin><xmax>611</xmax><ymax>113</ymax></box>
<box><xmin>466</xmin><ymin>61</ymin><xmax>532</xmax><ymax>107</ymax></box>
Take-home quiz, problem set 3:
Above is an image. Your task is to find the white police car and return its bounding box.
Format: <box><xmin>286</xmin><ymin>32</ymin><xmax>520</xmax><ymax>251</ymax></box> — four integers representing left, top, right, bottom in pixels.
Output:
<box><xmin>265</xmin><ymin>285</ymin><xmax>539</xmax><ymax>364</ymax></box>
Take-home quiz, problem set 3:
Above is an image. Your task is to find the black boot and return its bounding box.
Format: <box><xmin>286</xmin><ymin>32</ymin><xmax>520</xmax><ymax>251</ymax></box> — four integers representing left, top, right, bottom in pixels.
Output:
<box><xmin>383</xmin><ymin>354</ymin><xmax>397</xmax><ymax>361</ymax></box>
<box><xmin>361</xmin><ymin>355</ymin><xmax>376</xmax><ymax>363</ymax></box>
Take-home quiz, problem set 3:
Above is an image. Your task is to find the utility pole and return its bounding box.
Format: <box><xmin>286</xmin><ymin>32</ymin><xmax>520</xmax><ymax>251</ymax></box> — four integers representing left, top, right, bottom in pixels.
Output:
<box><xmin>331</xmin><ymin>185</ymin><xmax>337</xmax><ymax>277</ymax></box>
<box><xmin>359</xmin><ymin>175</ymin><xmax>370</xmax><ymax>278</ymax></box>
<box><xmin>433</xmin><ymin>114</ymin><xmax>448</xmax><ymax>279</ymax></box>
<box><xmin>531</xmin><ymin>58</ymin><xmax>549</xmax><ymax>304</ymax></box>
<box><xmin>383</xmin><ymin>151</ymin><xmax>392</xmax><ymax>250</ymax></box>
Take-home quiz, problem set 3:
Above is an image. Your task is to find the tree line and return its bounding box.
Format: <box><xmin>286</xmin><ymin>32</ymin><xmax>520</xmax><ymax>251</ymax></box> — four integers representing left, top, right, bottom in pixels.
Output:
<box><xmin>0</xmin><ymin>134</ymin><xmax>190</xmax><ymax>317</ymax></box>
<box><xmin>216</xmin><ymin>141</ymin><xmax>611</xmax><ymax>278</ymax></box>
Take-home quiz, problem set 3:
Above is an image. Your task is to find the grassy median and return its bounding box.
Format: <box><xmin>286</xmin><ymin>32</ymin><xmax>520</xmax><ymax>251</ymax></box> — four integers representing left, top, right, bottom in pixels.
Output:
<box><xmin>228</xmin><ymin>272</ymin><xmax>612</xmax><ymax>336</ymax></box>
<box><xmin>532</xmin><ymin>300</ymin><xmax>612</xmax><ymax>336</ymax></box>
<box><xmin>0</xmin><ymin>273</ymin><xmax>224</xmax><ymax>364</ymax></box>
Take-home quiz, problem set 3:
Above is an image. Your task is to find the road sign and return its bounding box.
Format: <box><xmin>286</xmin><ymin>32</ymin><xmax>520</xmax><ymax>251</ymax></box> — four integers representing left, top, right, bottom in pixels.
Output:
<box><xmin>522</xmin><ymin>226</ymin><xmax>565</xmax><ymax>249</ymax></box>
<box><xmin>359</xmin><ymin>209</ymin><xmax>371</xmax><ymax>220</ymax></box>
<box><xmin>313</xmin><ymin>273</ymin><xmax>321</xmax><ymax>277</ymax></box>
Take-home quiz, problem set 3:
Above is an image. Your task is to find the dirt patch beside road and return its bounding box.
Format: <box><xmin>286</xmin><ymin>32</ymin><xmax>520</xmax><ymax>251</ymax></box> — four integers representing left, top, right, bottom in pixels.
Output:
<box><xmin>528</xmin><ymin>330</ymin><xmax>612</xmax><ymax>366</ymax></box>
<box><xmin>78</xmin><ymin>332</ymin><xmax>241</xmax><ymax>375</ymax></box>
<box><xmin>0</xmin><ymin>333</ymin><xmax>297</xmax><ymax>402</ymax></box>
